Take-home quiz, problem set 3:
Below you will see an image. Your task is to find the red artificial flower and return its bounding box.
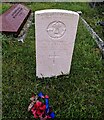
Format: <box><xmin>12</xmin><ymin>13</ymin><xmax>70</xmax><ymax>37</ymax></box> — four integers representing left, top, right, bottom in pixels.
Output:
<box><xmin>31</xmin><ymin>108</ymin><xmax>38</xmax><ymax>118</ymax></box>
<box><xmin>31</xmin><ymin>101</ymin><xmax>46</xmax><ymax>118</ymax></box>
<box><xmin>45</xmin><ymin>95</ymin><xmax>49</xmax><ymax>99</ymax></box>
<box><xmin>39</xmin><ymin>104</ymin><xmax>46</xmax><ymax>111</ymax></box>
<box><xmin>46</xmin><ymin>115</ymin><xmax>51</xmax><ymax>119</ymax></box>
<box><xmin>34</xmin><ymin>101</ymin><xmax>42</xmax><ymax>109</ymax></box>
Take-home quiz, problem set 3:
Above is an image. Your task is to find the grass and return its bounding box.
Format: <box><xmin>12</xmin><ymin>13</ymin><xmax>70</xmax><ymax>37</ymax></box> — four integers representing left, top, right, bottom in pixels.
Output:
<box><xmin>0</xmin><ymin>3</ymin><xmax>11</xmax><ymax>15</ymax></box>
<box><xmin>82</xmin><ymin>4</ymin><xmax>104</xmax><ymax>40</ymax></box>
<box><xmin>1</xmin><ymin>2</ymin><xmax>104</xmax><ymax>120</ymax></box>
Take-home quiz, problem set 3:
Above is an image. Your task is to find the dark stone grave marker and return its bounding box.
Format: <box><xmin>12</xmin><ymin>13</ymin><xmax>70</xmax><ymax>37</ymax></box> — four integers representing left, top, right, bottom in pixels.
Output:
<box><xmin>0</xmin><ymin>4</ymin><xmax>31</xmax><ymax>36</ymax></box>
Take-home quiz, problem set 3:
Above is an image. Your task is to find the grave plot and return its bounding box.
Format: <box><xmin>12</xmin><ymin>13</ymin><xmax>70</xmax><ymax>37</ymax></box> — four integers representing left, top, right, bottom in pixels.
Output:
<box><xmin>2</xmin><ymin>2</ymin><xmax>104</xmax><ymax>120</ymax></box>
<box><xmin>0</xmin><ymin>4</ymin><xmax>31</xmax><ymax>36</ymax></box>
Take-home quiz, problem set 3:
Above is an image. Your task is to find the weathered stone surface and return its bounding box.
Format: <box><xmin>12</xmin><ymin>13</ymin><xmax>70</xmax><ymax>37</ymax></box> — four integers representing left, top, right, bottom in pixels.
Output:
<box><xmin>35</xmin><ymin>9</ymin><xmax>79</xmax><ymax>78</ymax></box>
<box><xmin>0</xmin><ymin>4</ymin><xmax>31</xmax><ymax>35</ymax></box>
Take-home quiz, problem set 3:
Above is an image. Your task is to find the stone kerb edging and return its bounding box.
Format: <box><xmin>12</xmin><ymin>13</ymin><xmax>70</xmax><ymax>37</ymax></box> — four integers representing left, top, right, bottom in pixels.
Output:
<box><xmin>80</xmin><ymin>16</ymin><xmax>104</xmax><ymax>58</ymax></box>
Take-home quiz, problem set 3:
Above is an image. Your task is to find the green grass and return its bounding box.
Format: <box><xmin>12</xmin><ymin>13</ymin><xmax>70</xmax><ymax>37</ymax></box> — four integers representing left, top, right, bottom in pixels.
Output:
<box><xmin>82</xmin><ymin>4</ymin><xmax>104</xmax><ymax>40</ymax></box>
<box><xmin>0</xmin><ymin>3</ymin><xmax>11</xmax><ymax>14</ymax></box>
<box><xmin>2</xmin><ymin>2</ymin><xmax>104</xmax><ymax>120</ymax></box>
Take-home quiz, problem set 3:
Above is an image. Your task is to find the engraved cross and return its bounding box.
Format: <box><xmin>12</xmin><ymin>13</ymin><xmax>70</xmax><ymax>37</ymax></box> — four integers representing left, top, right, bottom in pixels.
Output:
<box><xmin>49</xmin><ymin>51</ymin><xmax>59</xmax><ymax>65</ymax></box>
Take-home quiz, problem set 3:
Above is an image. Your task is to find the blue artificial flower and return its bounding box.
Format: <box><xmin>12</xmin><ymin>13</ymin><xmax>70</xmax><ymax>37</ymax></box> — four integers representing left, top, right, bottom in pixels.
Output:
<box><xmin>38</xmin><ymin>92</ymin><xmax>44</xmax><ymax>98</ymax></box>
<box><xmin>50</xmin><ymin>112</ymin><xmax>55</xmax><ymax>119</ymax></box>
<box><xmin>45</xmin><ymin>98</ymin><xmax>49</xmax><ymax>113</ymax></box>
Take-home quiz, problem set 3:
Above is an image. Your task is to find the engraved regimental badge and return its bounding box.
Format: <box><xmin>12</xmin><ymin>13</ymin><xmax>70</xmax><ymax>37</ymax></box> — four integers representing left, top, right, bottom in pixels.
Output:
<box><xmin>47</xmin><ymin>21</ymin><xmax>66</xmax><ymax>38</ymax></box>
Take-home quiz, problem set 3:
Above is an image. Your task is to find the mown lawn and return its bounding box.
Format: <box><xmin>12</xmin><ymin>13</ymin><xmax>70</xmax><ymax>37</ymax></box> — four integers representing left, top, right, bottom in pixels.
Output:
<box><xmin>0</xmin><ymin>3</ymin><xmax>11</xmax><ymax>14</ymax></box>
<box><xmin>2</xmin><ymin>2</ymin><xmax>104</xmax><ymax>119</ymax></box>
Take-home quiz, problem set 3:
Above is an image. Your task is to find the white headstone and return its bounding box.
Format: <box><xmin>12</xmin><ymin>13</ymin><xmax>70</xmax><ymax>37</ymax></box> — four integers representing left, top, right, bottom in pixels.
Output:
<box><xmin>35</xmin><ymin>9</ymin><xmax>79</xmax><ymax>78</ymax></box>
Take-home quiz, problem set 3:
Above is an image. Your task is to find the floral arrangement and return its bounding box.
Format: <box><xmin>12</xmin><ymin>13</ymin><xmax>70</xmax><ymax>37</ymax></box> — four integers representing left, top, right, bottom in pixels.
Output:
<box><xmin>28</xmin><ymin>92</ymin><xmax>55</xmax><ymax>120</ymax></box>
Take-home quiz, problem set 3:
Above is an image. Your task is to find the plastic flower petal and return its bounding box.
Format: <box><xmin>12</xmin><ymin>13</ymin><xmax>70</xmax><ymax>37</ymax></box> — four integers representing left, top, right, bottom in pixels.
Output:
<box><xmin>45</xmin><ymin>98</ymin><xmax>49</xmax><ymax>113</ymax></box>
<box><xmin>34</xmin><ymin>101</ymin><xmax>42</xmax><ymax>109</ymax></box>
<box><xmin>38</xmin><ymin>92</ymin><xmax>44</xmax><ymax>98</ymax></box>
<box><xmin>36</xmin><ymin>109</ymin><xmax>43</xmax><ymax>116</ymax></box>
<box><xmin>31</xmin><ymin>108</ymin><xmax>39</xmax><ymax>118</ymax></box>
<box><xmin>47</xmin><ymin>115</ymin><xmax>51</xmax><ymax>119</ymax></box>
<box><xmin>39</xmin><ymin>104</ymin><xmax>46</xmax><ymax>111</ymax></box>
<box><xmin>50</xmin><ymin>112</ymin><xmax>55</xmax><ymax>119</ymax></box>
<box><xmin>45</xmin><ymin>95</ymin><xmax>49</xmax><ymax>99</ymax></box>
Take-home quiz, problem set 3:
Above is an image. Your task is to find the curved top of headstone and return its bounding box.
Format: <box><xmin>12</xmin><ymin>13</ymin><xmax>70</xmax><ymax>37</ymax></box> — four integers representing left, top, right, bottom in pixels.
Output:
<box><xmin>35</xmin><ymin>9</ymin><xmax>79</xmax><ymax>16</ymax></box>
